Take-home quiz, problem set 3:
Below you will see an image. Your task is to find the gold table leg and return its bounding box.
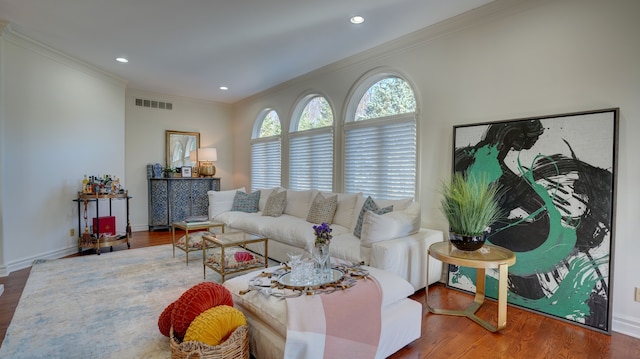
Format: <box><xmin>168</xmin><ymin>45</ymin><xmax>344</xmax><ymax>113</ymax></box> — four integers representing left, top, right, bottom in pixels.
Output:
<box><xmin>171</xmin><ymin>225</ymin><xmax>176</xmax><ymax>258</ymax></box>
<box><xmin>425</xmin><ymin>254</ymin><xmax>509</xmax><ymax>332</ymax></box>
<box><xmin>184</xmin><ymin>228</ymin><xmax>190</xmax><ymax>265</ymax></box>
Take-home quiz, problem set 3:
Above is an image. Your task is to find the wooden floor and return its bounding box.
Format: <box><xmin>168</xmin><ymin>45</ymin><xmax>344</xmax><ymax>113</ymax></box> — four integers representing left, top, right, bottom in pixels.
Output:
<box><xmin>1</xmin><ymin>231</ymin><xmax>639</xmax><ymax>358</ymax></box>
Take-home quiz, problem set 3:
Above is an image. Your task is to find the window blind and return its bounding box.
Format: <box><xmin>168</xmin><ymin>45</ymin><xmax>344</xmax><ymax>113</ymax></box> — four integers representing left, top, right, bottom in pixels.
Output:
<box><xmin>251</xmin><ymin>138</ymin><xmax>281</xmax><ymax>192</ymax></box>
<box><xmin>289</xmin><ymin>128</ymin><xmax>333</xmax><ymax>192</ymax></box>
<box><xmin>344</xmin><ymin>116</ymin><xmax>416</xmax><ymax>200</ymax></box>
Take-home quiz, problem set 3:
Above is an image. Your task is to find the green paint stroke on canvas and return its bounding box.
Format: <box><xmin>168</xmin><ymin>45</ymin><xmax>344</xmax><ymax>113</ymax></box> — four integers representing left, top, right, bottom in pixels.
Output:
<box><xmin>467</xmin><ymin>147</ymin><xmax>577</xmax><ymax>277</ymax></box>
<box><xmin>453</xmin><ymin>253</ymin><xmax>607</xmax><ymax>320</ymax></box>
<box><xmin>467</xmin><ymin>144</ymin><xmax>502</xmax><ymax>184</ymax></box>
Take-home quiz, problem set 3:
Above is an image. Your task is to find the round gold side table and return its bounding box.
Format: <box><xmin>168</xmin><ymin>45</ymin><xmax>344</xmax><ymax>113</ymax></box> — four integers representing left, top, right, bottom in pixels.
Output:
<box><xmin>426</xmin><ymin>241</ymin><xmax>516</xmax><ymax>332</ymax></box>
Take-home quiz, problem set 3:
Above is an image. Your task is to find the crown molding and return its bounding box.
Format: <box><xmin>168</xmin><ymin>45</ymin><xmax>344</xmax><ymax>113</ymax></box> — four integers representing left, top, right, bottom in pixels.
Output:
<box><xmin>3</xmin><ymin>23</ymin><xmax>127</xmax><ymax>88</ymax></box>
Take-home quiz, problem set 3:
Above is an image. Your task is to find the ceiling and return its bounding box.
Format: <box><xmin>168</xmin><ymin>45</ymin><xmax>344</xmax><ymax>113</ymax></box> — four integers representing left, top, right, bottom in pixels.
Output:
<box><xmin>0</xmin><ymin>0</ymin><xmax>492</xmax><ymax>104</ymax></box>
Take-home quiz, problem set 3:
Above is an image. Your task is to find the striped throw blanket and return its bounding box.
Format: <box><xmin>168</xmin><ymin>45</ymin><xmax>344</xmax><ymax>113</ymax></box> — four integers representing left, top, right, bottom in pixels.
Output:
<box><xmin>284</xmin><ymin>276</ymin><xmax>383</xmax><ymax>359</ymax></box>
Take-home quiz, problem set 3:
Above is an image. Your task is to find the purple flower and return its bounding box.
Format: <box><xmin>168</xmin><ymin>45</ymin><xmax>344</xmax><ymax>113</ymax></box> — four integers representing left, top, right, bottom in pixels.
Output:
<box><xmin>313</xmin><ymin>222</ymin><xmax>332</xmax><ymax>244</ymax></box>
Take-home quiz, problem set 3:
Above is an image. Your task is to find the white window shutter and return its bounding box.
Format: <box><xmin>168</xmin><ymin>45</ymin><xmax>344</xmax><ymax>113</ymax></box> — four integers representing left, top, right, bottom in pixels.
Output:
<box><xmin>344</xmin><ymin>115</ymin><xmax>416</xmax><ymax>199</ymax></box>
<box><xmin>289</xmin><ymin>128</ymin><xmax>333</xmax><ymax>191</ymax></box>
<box><xmin>251</xmin><ymin>138</ymin><xmax>281</xmax><ymax>192</ymax></box>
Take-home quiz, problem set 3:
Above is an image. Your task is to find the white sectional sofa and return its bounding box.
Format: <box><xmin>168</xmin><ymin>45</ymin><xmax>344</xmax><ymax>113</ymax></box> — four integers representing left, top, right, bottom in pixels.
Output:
<box><xmin>208</xmin><ymin>187</ymin><xmax>443</xmax><ymax>290</ymax></box>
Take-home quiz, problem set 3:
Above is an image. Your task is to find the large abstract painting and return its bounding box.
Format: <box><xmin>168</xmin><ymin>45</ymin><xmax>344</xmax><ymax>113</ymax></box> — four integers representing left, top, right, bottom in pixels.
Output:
<box><xmin>448</xmin><ymin>108</ymin><xmax>618</xmax><ymax>333</ymax></box>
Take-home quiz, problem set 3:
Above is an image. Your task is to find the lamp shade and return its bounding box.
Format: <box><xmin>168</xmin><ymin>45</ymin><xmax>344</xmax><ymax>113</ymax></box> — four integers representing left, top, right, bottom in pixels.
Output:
<box><xmin>198</xmin><ymin>148</ymin><xmax>217</xmax><ymax>162</ymax></box>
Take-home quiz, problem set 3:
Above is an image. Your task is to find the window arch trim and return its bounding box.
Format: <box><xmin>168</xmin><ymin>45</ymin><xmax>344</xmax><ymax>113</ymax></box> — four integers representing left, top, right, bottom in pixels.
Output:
<box><xmin>252</xmin><ymin>108</ymin><xmax>282</xmax><ymax>139</ymax></box>
<box><xmin>343</xmin><ymin>67</ymin><xmax>419</xmax><ymax>124</ymax></box>
<box><xmin>289</xmin><ymin>92</ymin><xmax>335</xmax><ymax>133</ymax></box>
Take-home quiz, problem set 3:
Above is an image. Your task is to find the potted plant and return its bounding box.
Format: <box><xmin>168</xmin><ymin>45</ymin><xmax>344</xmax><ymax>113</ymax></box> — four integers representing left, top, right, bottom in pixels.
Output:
<box><xmin>163</xmin><ymin>166</ymin><xmax>179</xmax><ymax>178</ymax></box>
<box><xmin>439</xmin><ymin>171</ymin><xmax>503</xmax><ymax>251</ymax></box>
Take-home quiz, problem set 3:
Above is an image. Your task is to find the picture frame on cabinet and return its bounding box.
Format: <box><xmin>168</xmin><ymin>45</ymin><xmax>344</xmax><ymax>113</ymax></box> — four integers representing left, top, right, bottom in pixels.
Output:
<box><xmin>181</xmin><ymin>166</ymin><xmax>192</xmax><ymax>178</ymax></box>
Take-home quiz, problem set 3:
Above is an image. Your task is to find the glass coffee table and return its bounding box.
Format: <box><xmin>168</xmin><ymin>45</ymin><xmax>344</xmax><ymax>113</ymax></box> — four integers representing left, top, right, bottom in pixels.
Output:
<box><xmin>202</xmin><ymin>231</ymin><xmax>268</xmax><ymax>282</ymax></box>
<box><xmin>171</xmin><ymin>220</ymin><xmax>224</xmax><ymax>265</ymax></box>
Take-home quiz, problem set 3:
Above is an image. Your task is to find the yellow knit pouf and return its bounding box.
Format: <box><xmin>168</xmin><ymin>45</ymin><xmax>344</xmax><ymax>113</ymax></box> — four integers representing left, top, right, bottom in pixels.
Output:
<box><xmin>184</xmin><ymin>305</ymin><xmax>247</xmax><ymax>346</ymax></box>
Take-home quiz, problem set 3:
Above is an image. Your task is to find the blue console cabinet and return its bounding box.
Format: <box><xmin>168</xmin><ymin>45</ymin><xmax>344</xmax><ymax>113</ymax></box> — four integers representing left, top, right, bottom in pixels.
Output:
<box><xmin>148</xmin><ymin>177</ymin><xmax>220</xmax><ymax>230</ymax></box>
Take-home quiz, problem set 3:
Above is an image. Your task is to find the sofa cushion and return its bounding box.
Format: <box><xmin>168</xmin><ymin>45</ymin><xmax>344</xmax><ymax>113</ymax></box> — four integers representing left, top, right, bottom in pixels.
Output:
<box><xmin>330</xmin><ymin>233</ymin><xmax>365</xmax><ymax>264</ymax></box>
<box><xmin>231</xmin><ymin>190</ymin><xmax>260</xmax><ymax>213</ymax></box>
<box><xmin>360</xmin><ymin>202</ymin><xmax>421</xmax><ymax>248</ymax></box>
<box><xmin>208</xmin><ymin>188</ymin><xmax>245</xmax><ymax>219</ymax></box>
<box><xmin>283</xmin><ymin>189</ymin><xmax>313</xmax><ymax>218</ymax></box>
<box><xmin>353</xmin><ymin>196</ymin><xmax>393</xmax><ymax>239</ymax></box>
<box><xmin>306</xmin><ymin>193</ymin><xmax>338</xmax><ymax>224</ymax></box>
<box><xmin>216</xmin><ymin>211</ymin><xmax>267</xmax><ymax>235</ymax></box>
<box><xmin>262</xmin><ymin>189</ymin><xmax>287</xmax><ymax>217</ymax></box>
<box><xmin>262</xmin><ymin>214</ymin><xmax>316</xmax><ymax>250</ymax></box>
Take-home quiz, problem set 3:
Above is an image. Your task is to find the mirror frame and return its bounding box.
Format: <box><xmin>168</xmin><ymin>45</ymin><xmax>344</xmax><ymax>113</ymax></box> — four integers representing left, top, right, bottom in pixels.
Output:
<box><xmin>166</xmin><ymin>130</ymin><xmax>200</xmax><ymax>169</ymax></box>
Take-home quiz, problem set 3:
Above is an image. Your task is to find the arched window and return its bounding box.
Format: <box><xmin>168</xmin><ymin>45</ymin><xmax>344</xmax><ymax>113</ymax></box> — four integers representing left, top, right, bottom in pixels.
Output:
<box><xmin>289</xmin><ymin>95</ymin><xmax>334</xmax><ymax>191</ymax></box>
<box><xmin>344</xmin><ymin>75</ymin><xmax>417</xmax><ymax>199</ymax></box>
<box><xmin>251</xmin><ymin>109</ymin><xmax>282</xmax><ymax>191</ymax></box>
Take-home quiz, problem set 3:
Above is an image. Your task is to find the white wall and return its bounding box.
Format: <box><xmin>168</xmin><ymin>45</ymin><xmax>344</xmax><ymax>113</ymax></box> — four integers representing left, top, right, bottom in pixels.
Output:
<box><xmin>0</xmin><ymin>28</ymin><xmax>127</xmax><ymax>274</ymax></box>
<box><xmin>231</xmin><ymin>0</ymin><xmax>640</xmax><ymax>337</ymax></box>
<box><xmin>124</xmin><ymin>88</ymin><xmax>233</xmax><ymax>231</ymax></box>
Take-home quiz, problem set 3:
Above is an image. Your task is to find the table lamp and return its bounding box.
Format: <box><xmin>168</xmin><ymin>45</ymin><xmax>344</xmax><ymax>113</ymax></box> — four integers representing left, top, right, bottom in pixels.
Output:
<box><xmin>198</xmin><ymin>148</ymin><xmax>217</xmax><ymax>176</ymax></box>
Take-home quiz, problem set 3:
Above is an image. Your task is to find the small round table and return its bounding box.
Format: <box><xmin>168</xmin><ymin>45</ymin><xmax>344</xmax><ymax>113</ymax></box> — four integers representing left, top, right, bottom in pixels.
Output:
<box><xmin>426</xmin><ymin>241</ymin><xmax>516</xmax><ymax>332</ymax></box>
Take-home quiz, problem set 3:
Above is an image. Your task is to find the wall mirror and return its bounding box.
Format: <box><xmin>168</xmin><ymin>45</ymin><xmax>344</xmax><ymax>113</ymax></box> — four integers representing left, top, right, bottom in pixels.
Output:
<box><xmin>166</xmin><ymin>130</ymin><xmax>200</xmax><ymax>168</ymax></box>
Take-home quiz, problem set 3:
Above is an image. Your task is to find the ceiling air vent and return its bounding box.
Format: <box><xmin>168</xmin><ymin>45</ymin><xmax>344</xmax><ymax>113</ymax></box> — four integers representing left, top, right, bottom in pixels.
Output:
<box><xmin>135</xmin><ymin>98</ymin><xmax>173</xmax><ymax>110</ymax></box>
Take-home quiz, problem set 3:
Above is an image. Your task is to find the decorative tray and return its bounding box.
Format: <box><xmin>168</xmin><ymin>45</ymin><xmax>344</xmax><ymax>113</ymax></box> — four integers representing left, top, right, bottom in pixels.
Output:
<box><xmin>277</xmin><ymin>269</ymin><xmax>344</xmax><ymax>289</ymax></box>
<box><xmin>240</xmin><ymin>263</ymin><xmax>370</xmax><ymax>297</ymax></box>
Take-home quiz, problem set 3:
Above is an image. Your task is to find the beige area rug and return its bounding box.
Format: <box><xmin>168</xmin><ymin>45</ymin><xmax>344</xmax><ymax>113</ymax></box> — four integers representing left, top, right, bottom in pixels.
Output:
<box><xmin>0</xmin><ymin>244</ymin><xmax>269</xmax><ymax>358</ymax></box>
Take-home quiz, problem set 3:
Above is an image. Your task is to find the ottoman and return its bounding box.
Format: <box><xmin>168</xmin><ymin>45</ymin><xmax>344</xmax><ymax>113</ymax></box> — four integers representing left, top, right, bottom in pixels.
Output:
<box><xmin>223</xmin><ymin>265</ymin><xmax>421</xmax><ymax>359</ymax></box>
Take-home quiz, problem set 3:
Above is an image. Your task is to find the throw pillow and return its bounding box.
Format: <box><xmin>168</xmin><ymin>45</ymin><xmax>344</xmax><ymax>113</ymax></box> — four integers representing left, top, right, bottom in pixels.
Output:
<box><xmin>205</xmin><ymin>247</ymin><xmax>262</xmax><ymax>269</ymax></box>
<box><xmin>360</xmin><ymin>202</ymin><xmax>421</xmax><ymax>248</ymax></box>
<box><xmin>306</xmin><ymin>193</ymin><xmax>338</xmax><ymax>224</ymax></box>
<box><xmin>230</xmin><ymin>190</ymin><xmax>260</xmax><ymax>213</ymax></box>
<box><xmin>170</xmin><ymin>282</ymin><xmax>234</xmax><ymax>340</ymax></box>
<box><xmin>262</xmin><ymin>190</ymin><xmax>287</xmax><ymax>217</ymax></box>
<box><xmin>183</xmin><ymin>305</ymin><xmax>247</xmax><ymax>346</ymax></box>
<box><xmin>353</xmin><ymin>196</ymin><xmax>393</xmax><ymax>239</ymax></box>
<box><xmin>176</xmin><ymin>231</ymin><xmax>212</xmax><ymax>249</ymax></box>
<box><xmin>158</xmin><ymin>301</ymin><xmax>176</xmax><ymax>337</ymax></box>
<box><xmin>208</xmin><ymin>187</ymin><xmax>245</xmax><ymax>219</ymax></box>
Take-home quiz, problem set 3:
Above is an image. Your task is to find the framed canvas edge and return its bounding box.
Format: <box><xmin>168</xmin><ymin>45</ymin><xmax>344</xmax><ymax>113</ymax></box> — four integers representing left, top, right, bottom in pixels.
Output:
<box><xmin>446</xmin><ymin>107</ymin><xmax>619</xmax><ymax>334</ymax></box>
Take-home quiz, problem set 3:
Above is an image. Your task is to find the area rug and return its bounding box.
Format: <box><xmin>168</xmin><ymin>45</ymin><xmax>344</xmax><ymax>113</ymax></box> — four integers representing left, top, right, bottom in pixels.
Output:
<box><xmin>0</xmin><ymin>244</ymin><xmax>246</xmax><ymax>358</ymax></box>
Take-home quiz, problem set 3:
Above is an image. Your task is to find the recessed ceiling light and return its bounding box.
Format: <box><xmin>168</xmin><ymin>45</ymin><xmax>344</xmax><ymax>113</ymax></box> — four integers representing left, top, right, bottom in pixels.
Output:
<box><xmin>350</xmin><ymin>16</ymin><xmax>364</xmax><ymax>24</ymax></box>
<box><xmin>116</xmin><ymin>57</ymin><xmax>128</xmax><ymax>63</ymax></box>
<box><xmin>219</xmin><ymin>86</ymin><xmax>228</xmax><ymax>91</ymax></box>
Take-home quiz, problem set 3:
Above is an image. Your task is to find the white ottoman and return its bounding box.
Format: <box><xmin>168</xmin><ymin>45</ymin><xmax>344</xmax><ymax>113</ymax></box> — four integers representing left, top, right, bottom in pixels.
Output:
<box><xmin>223</xmin><ymin>265</ymin><xmax>421</xmax><ymax>359</ymax></box>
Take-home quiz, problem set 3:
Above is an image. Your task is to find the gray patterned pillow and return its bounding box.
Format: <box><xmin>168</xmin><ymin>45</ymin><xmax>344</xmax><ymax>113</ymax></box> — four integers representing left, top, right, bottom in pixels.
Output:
<box><xmin>353</xmin><ymin>196</ymin><xmax>393</xmax><ymax>238</ymax></box>
<box><xmin>306</xmin><ymin>193</ymin><xmax>338</xmax><ymax>224</ymax></box>
<box><xmin>230</xmin><ymin>190</ymin><xmax>260</xmax><ymax>213</ymax></box>
<box><xmin>262</xmin><ymin>190</ymin><xmax>287</xmax><ymax>217</ymax></box>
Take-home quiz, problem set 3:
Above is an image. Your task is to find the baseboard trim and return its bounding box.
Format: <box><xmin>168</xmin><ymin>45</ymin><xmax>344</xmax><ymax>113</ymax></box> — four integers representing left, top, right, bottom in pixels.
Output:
<box><xmin>131</xmin><ymin>224</ymin><xmax>149</xmax><ymax>232</ymax></box>
<box><xmin>5</xmin><ymin>246</ymin><xmax>77</xmax><ymax>275</ymax></box>
<box><xmin>612</xmin><ymin>313</ymin><xmax>640</xmax><ymax>339</ymax></box>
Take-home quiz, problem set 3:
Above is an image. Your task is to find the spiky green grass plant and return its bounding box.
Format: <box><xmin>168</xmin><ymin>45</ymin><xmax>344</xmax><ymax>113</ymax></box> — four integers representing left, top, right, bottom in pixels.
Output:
<box><xmin>439</xmin><ymin>172</ymin><xmax>503</xmax><ymax>236</ymax></box>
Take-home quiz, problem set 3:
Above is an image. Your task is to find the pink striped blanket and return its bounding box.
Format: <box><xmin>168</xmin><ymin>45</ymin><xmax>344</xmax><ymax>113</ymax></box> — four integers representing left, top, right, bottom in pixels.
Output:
<box><xmin>284</xmin><ymin>276</ymin><xmax>383</xmax><ymax>359</ymax></box>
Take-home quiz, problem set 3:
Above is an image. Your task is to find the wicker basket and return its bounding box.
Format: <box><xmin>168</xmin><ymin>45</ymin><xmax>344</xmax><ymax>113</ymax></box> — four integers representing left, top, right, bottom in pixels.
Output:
<box><xmin>170</xmin><ymin>325</ymin><xmax>249</xmax><ymax>359</ymax></box>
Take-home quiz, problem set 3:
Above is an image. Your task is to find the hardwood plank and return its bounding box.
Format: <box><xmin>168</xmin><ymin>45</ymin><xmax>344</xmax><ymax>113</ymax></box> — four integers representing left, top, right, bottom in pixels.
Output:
<box><xmin>1</xmin><ymin>230</ymin><xmax>639</xmax><ymax>358</ymax></box>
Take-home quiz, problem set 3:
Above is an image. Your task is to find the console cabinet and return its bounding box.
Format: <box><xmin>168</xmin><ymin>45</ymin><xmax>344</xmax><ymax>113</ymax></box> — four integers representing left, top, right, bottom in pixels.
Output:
<box><xmin>148</xmin><ymin>177</ymin><xmax>220</xmax><ymax>230</ymax></box>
